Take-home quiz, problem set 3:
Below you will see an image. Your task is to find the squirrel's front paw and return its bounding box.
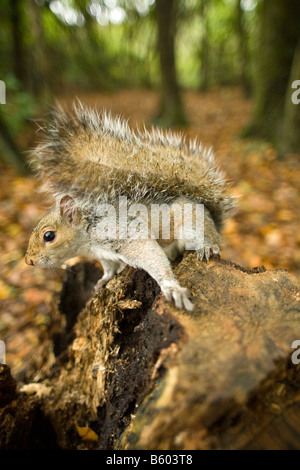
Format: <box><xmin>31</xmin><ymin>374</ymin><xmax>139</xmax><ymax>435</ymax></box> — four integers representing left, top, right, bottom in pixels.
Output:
<box><xmin>161</xmin><ymin>280</ymin><xmax>193</xmax><ymax>311</ymax></box>
<box><xmin>197</xmin><ymin>243</ymin><xmax>220</xmax><ymax>262</ymax></box>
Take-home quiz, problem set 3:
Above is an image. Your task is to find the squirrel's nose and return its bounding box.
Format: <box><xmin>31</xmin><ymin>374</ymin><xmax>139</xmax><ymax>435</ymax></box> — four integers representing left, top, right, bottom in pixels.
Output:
<box><xmin>25</xmin><ymin>255</ymin><xmax>35</xmax><ymax>266</ymax></box>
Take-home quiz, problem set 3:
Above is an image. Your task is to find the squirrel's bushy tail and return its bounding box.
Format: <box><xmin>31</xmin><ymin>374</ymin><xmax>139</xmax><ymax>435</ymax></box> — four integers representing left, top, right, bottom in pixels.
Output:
<box><xmin>30</xmin><ymin>101</ymin><xmax>236</xmax><ymax>227</ymax></box>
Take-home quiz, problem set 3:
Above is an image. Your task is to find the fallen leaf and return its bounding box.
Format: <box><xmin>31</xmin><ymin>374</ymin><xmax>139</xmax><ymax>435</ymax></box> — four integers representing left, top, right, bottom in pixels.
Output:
<box><xmin>75</xmin><ymin>424</ymin><xmax>99</xmax><ymax>442</ymax></box>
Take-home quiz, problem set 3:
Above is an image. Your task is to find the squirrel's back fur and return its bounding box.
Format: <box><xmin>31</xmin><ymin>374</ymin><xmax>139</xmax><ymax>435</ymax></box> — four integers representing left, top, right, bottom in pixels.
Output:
<box><xmin>31</xmin><ymin>101</ymin><xmax>235</xmax><ymax>228</ymax></box>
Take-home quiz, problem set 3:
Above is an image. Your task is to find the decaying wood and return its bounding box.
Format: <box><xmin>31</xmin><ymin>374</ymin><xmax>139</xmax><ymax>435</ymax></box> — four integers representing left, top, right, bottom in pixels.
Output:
<box><xmin>1</xmin><ymin>254</ymin><xmax>300</xmax><ymax>450</ymax></box>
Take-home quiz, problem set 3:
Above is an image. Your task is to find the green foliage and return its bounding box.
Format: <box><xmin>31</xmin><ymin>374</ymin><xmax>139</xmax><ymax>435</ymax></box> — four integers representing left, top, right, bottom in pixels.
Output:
<box><xmin>176</xmin><ymin>0</ymin><xmax>258</xmax><ymax>89</ymax></box>
<box><xmin>0</xmin><ymin>0</ymin><xmax>261</xmax><ymax>96</ymax></box>
<box><xmin>0</xmin><ymin>75</ymin><xmax>37</xmax><ymax>137</ymax></box>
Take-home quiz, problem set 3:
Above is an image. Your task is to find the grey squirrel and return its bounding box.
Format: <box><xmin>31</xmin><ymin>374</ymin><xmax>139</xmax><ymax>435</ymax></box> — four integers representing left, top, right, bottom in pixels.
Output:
<box><xmin>25</xmin><ymin>101</ymin><xmax>235</xmax><ymax>311</ymax></box>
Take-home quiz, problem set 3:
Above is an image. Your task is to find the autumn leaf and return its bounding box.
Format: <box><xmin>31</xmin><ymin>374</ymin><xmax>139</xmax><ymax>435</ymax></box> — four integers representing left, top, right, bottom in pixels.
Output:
<box><xmin>75</xmin><ymin>423</ymin><xmax>99</xmax><ymax>442</ymax></box>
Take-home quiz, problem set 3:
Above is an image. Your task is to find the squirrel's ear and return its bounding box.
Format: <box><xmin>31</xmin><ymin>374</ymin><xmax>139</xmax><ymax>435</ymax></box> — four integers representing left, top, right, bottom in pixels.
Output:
<box><xmin>59</xmin><ymin>195</ymin><xmax>79</xmax><ymax>225</ymax></box>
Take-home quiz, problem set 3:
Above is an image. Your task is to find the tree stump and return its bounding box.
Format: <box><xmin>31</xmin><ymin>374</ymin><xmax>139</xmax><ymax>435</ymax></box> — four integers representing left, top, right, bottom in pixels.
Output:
<box><xmin>1</xmin><ymin>254</ymin><xmax>300</xmax><ymax>450</ymax></box>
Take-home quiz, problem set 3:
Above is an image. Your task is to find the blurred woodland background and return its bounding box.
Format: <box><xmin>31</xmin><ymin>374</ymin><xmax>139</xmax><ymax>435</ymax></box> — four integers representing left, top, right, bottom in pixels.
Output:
<box><xmin>0</xmin><ymin>0</ymin><xmax>299</xmax><ymax>376</ymax></box>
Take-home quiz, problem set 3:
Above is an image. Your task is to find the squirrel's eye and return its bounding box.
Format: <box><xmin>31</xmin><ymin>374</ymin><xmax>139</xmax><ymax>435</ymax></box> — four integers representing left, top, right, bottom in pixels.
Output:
<box><xmin>43</xmin><ymin>231</ymin><xmax>56</xmax><ymax>243</ymax></box>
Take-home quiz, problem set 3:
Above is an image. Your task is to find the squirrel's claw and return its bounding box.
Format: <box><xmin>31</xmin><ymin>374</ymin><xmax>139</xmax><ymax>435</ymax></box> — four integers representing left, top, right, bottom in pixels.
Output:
<box><xmin>161</xmin><ymin>281</ymin><xmax>193</xmax><ymax>311</ymax></box>
<box><xmin>94</xmin><ymin>277</ymin><xmax>107</xmax><ymax>293</ymax></box>
<box><xmin>94</xmin><ymin>274</ymin><xmax>112</xmax><ymax>292</ymax></box>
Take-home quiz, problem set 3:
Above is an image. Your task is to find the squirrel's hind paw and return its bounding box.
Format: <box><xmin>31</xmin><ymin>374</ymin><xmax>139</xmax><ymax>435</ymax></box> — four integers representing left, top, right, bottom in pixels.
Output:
<box><xmin>197</xmin><ymin>243</ymin><xmax>220</xmax><ymax>262</ymax></box>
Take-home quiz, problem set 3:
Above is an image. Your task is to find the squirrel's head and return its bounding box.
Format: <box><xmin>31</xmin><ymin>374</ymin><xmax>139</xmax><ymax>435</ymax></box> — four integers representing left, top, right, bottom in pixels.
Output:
<box><xmin>25</xmin><ymin>196</ymin><xmax>87</xmax><ymax>269</ymax></box>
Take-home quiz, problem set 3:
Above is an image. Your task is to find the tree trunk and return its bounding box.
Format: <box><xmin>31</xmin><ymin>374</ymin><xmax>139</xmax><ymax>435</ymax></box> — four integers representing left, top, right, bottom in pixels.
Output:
<box><xmin>155</xmin><ymin>0</ymin><xmax>187</xmax><ymax>127</ymax></box>
<box><xmin>236</xmin><ymin>0</ymin><xmax>251</xmax><ymax>97</ymax></box>
<box><xmin>10</xmin><ymin>0</ymin><xmax>27</xmax><ymax>88</ymax></box>
<box><xmin>1</xmin><ymin>255</ymin><xmax>300</xmax><ymax>450</ymax></box>
<box><xmin>278</xmin><ymin>40</ymin><xmax>300</xmax><ymax>155</ymax></box>
<box><xmin>246</xmin><ymin>0</ymin><xmax>300</xmax><ymax>141</ymax></box>
<box><xmin>198</xmin><ymin>0</ymin><xmax>210</xmax><ymax>91</ymax></box>
<box><xmin>28</xmin><ymin>0</ymin><xmax>49</xmax><ymax>100</ymax></box>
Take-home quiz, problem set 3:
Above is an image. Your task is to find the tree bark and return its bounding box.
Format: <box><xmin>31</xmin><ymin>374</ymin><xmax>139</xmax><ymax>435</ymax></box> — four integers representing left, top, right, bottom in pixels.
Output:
<box><xmin>155</xmin><ymin>0</ymin><xmax>187</xmax><ymax>127</ymax></box>
<box><xmin>1</xmin><ymin>254</ymin><xmax>300</xmax><ymax>450</ymax></box>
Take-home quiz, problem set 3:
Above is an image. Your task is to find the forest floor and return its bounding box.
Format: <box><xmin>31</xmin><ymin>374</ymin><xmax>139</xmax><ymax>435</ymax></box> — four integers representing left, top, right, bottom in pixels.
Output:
<box><xmin>0</xmin><ymin>86</ymin><xmax>300</xmax><ymax>377</ymax></box>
